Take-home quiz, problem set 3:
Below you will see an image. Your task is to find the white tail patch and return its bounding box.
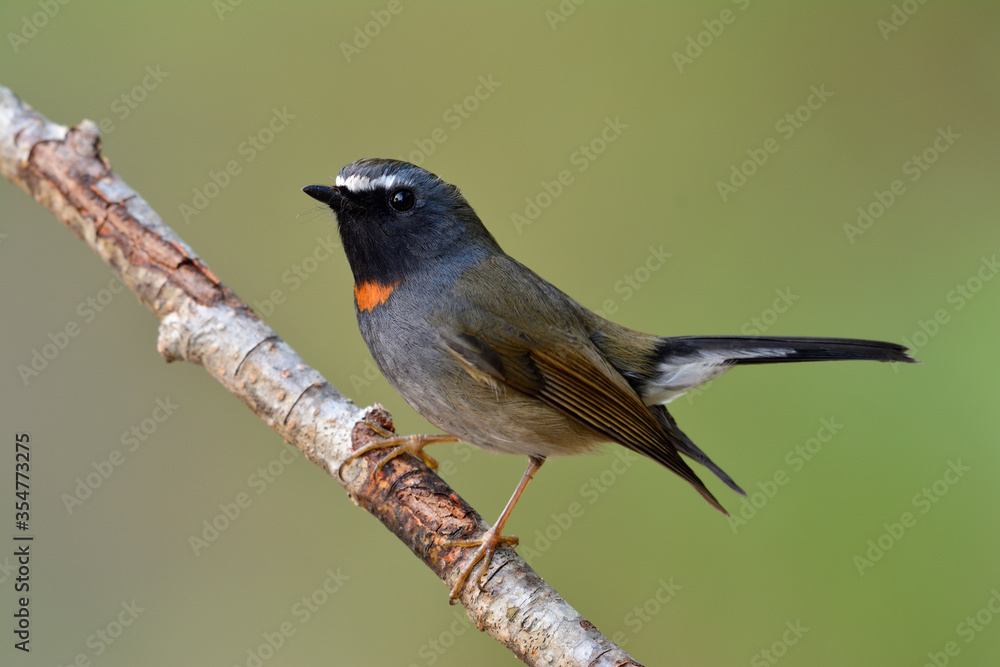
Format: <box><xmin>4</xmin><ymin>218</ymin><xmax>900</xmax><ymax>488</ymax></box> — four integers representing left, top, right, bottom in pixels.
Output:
<box><xmin>642</xmin><ymin>348</ymin><xmax>791</xmax><ymax>405</ymax></box>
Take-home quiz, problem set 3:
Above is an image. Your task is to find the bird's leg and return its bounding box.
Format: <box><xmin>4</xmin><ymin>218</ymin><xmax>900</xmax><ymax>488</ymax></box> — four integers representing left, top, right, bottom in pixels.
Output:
<box><xmin>444</xmin><ymin>455</ymin><xmax>545</xmax><ymax>603</ymax></box>
<box><xmin>338</xmin><ymin>420</ymin><xmax>458</xmax><ymax>481</ymax></box>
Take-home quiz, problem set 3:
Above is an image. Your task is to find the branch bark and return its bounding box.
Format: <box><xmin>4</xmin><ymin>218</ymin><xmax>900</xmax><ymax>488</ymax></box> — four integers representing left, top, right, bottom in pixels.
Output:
<box><xmin>0</xmin><ymin>85</ymin><xmax>641</xmax><ymax>667</ymax></box>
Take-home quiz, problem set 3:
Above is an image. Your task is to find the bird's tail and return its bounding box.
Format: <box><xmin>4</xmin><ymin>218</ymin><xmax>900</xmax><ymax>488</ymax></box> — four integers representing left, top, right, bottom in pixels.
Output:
<box><xmin>641</xmin><ymin>336</ymin><xmax>916</xmax><ymax>405</ymax></box>
<box><xmin>640</xmin><ymin>336</ymin><xmax>915</xmax><ymax>509</ymax></box>
<box><xmin>665</xmin><ymin>336</ymin><xmax>917</xmax><ymax>365</ymax></box>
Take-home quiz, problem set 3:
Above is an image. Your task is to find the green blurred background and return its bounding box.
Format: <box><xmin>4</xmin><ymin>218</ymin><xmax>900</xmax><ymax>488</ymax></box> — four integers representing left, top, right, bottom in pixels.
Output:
<box><xmin>2</xmin><ymin>2</ymin><xmax>998</xmax><ymax>665</ymax></box>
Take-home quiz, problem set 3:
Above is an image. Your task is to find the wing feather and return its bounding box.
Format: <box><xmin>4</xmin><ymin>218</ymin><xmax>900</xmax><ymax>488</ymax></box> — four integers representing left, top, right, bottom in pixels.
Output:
<box><xmin>439</xmin><ymin>327</ymin><xmax>726</xmax><ymax>514</ymax></box>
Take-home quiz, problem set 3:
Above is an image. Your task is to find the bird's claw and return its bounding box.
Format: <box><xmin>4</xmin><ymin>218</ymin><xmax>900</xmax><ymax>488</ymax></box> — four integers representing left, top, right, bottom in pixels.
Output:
<box><xmin>444</xmin><ymin>527</ymin><xmax>520</xmax><ymax>604</ymax></box>
<box><xmin>337</xmin><ymin>421</ymin><xmax>455</xmax><ymax>481</ymax></box>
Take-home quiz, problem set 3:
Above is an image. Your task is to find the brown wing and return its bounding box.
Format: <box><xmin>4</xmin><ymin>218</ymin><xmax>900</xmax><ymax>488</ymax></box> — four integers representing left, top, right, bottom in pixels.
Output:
<box><xmin>439</xmin><ymin>328</ymin><xmax>727</xmax><ymax>514</ymax></box>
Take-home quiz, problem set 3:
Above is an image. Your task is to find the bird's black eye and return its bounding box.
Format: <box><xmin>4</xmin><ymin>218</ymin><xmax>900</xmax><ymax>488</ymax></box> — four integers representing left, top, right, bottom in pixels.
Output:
<box><xmin>389</xmin><ymin>189</ymin><xmax>415</xmax><ymax>211</ymax></box>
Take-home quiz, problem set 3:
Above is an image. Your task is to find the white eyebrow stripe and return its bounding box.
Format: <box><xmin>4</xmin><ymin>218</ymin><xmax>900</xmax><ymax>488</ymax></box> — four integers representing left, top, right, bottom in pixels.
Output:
<box><xmin>335</xmin><ymin>173</ymin><xmax>400</xmax><ymax>193</ymax></box>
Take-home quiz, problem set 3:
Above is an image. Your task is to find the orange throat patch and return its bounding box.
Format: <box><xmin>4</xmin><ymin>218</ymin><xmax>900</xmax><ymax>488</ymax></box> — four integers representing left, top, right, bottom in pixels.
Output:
<box><xmin>354</xmin><ymin>281</ymin><xmax>396</xmax><ymax>312</ymax></box>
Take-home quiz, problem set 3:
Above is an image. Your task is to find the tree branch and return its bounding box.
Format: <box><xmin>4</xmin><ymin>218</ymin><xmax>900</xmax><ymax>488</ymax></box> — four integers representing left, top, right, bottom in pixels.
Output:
<box><xmin>0</xmin><ymin>85</ymin><xmax>640</xmax><ymax>667</ymax></box>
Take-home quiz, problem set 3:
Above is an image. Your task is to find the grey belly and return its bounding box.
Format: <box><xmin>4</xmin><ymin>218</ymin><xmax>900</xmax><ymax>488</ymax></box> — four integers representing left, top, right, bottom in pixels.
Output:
<box><xmin>360</xmin><ymin>315</ymin><xmax>603</xmax><ymax>459</ymax></box>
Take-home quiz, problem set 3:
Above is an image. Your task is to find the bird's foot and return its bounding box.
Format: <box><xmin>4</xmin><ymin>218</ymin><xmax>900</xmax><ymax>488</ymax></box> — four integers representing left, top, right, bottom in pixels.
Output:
<box><xmin>337</xmin><ymin>421</ymin><xmax>457</xmax><ymax>481</ymax></box>
<box><xmin>443</xmin><ymin>526</ymin><xmax>519</xmax><ymax>604</ymax></box>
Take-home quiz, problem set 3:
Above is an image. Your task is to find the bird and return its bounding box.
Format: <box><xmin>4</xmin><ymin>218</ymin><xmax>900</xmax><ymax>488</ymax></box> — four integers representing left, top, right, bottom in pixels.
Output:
<box><xmin>302</xmin><ymin>158</ymin><xmax>916</xmax><ymax>602</ymax></box>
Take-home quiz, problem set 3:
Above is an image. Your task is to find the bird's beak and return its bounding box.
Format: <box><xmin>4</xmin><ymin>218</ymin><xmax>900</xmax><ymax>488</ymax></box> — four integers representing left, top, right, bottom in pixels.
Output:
<box><xmin>302</xmin><ymin>184</ymin><xmax>344</xmax><ymax>210</ymax></box>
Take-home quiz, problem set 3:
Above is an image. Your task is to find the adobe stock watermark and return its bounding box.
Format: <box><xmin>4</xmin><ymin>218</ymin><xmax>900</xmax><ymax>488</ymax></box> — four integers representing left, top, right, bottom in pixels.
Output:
<box><xmin>682</xmin><ymin>378</ymin><xmax>716</xmax><ymax>406</ymax></box>
<box><xmin>683</xmin><ymin>287</ymin><xmax>800</xmax><ymax>407</ymax></box>
<box><xmin>750</xmin><ymin>620</ymin><xmax>809</xmax><ymax>667</ymax></box>
<box><xmin>740</xmin><ymin>288</ymin><xmax>799</xmax><ymax>335</ymax></box>
<box><xmin>877</xmin><ymin>0</ymin><xmax>929</xmax><ymax>41</ymax></box>
<box><xmin>672</xmin><ymin>0</ymin><xmax>752</xmax><ymax>73</ymax></box>
<box><xmin>234</xmin><ymin>567</ymin><xmax>350</xmax><ymax>667</ymax></box>
<box><xmin>7</xmin><ymin>0</ymin><xmax>71</xmax><ymax>54</ymax></box>
<box><xmin>728</xmin><ymin>417</ymin><xmax>843</xmax><ymax>534</ymax></box>
<box><xmin>852</xmin><ymin>459</ymin><xmax>970</xmax><ymax>576</ymax></box>
<box><xmin>592</xmin><ymin>245</ymin><xmax>672</xmax><ymax>318</ymax></box>
<box><xmin>188</xmin><ymin>443</ymin><xmax>301</xmax><ymax>556</ymax></box>
<box><xmin>510</xmin><ymin>116</ymin><xmax>628</xmax><ymax>233</ymax></box>
<box><xmin>396</xmin><ymin>74</ymin><xmax>501</xmax><ymax>166</ymax></box>
<box><xmin>717</xmin><ymin>84</ymin><xmax>833</xmax><ymax>202</ymax></box>
<box><xmin>213</xmin><ymin>0</ymin><xmax>243</xmax><ymax>21</ymax></box>
<box><xmin>17</xmin><ymin>274</ymin><xmax>126</xmax><ymax>386</ymax></box>
<box><xmin>921</xmin><ymin>587</ymin><xmax>1000</xmax><ymax>667</ymax></box>
<box><xmin>348</xmin><ymin>357</ymin><xmax>381</xmax><ymax>396</ymax></box>
<box><xmin>179</xmin><ymin>106</ymin><xmax>296</xmax><ymax>224</ymax></box>
<box><xmin>0</xmin><ymin>556</ymin><xmax>19</xmax><ymax>586</ymax></box>
<box><xmin>62</xmin><ymin>397</ymin><xmax>180</xmax><ymax>514</ymax></box>
<box><xmin>844</xmin><ymin>126</ymin><xmax>960</xmax><ymax>244</ymax></box>
<box><xmin>521</xmin><ymin>448</ymin><xmax>642</xmax><ymax>564</ymax></box>
<box><xmin>56</xmin><ymin>600</ymin><xmax>145</xmax><ymax>666</ymax></box>
<box><xmin>894</xmin><ymin>253</ymin><xmax>997</xmax><ymax>365</ymax></box>
<box><xmin>406</xmin><ymin>607</ymin><xmax>474</xmax><ymax>667</ymax></box>
<box><xmin>251</xmin><ymin>231</ymin><xmax>341</xmax><ymax>318</ymax></box>
<box><xmin>608</xmin><ymin>578</ymin><xmax>683</xmax><ymax>649</ymax></box>
<box><xmin>544</xmin><ymin>0</ymin><xmax>585</xmax><ymax>31</ymax></box>
<box><xmin>94</xmin><ymin>65</ymin><xmax>169</xmax><ymax>136</ymax></box>
<box><xmin>341</xmin><ymin>0</ymin><xmax>409</xmax><ymax>63</ymax></box>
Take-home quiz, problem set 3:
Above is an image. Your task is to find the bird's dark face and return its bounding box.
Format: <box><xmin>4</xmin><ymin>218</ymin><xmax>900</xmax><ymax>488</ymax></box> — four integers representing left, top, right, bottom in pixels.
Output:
<box><xmin>303</xmin><ymin>159</ymin><xmax>500</xmax><ymax>287</ymax></box>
